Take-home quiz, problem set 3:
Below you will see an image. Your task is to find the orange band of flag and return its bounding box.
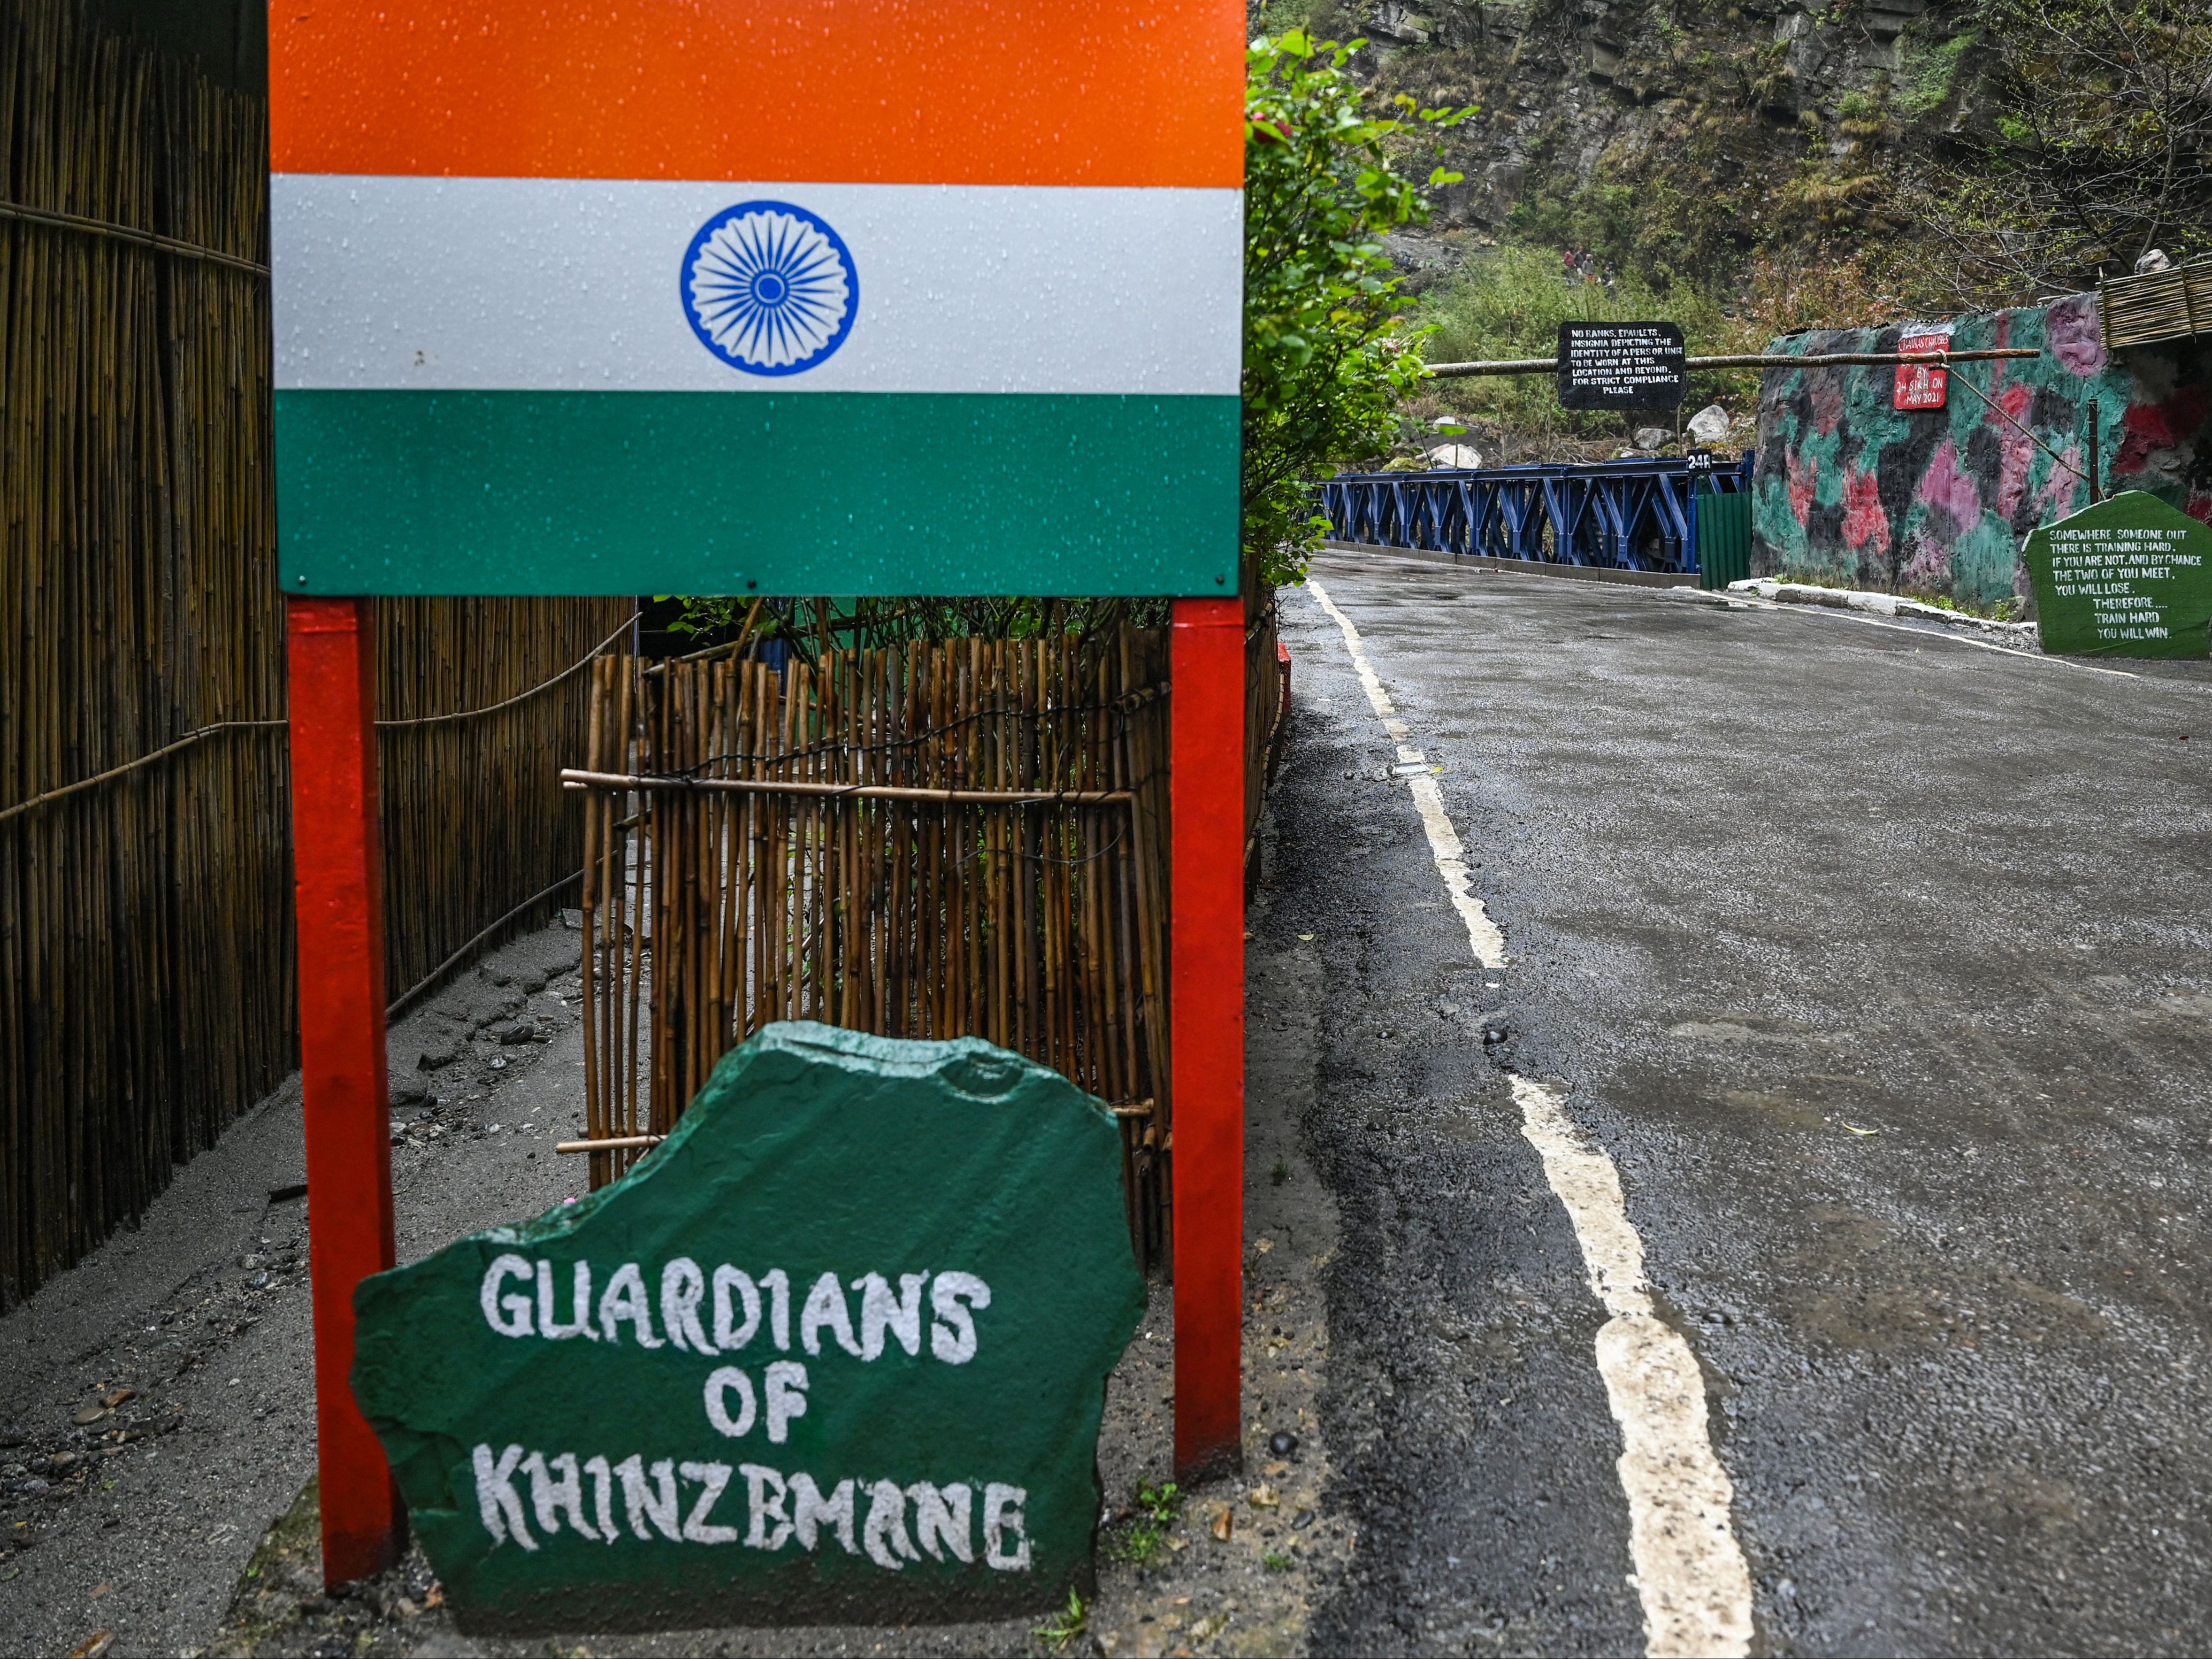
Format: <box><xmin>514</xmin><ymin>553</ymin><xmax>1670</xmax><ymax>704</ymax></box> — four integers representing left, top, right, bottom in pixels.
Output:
<box><xmin>272</xmin><ymin>0</ymin><xmax>1247</xmax><ymax>187</ymax></box>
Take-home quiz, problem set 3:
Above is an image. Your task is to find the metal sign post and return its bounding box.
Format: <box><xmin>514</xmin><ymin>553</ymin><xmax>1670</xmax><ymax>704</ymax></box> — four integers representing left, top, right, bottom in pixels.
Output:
<box><xmin>273</xmin><ymin>0</ymin><xmax>1250</xmax><ymax>1582</ymax></box>
<box><xmin>285</xmin><ymin>597</ymin><xmax>403</xmax><ymax>1580</ymax></box>
<box><xmin>1169</xmin><ymin>598</ymin><xmax>1247</xmax><ymax>1480</ymax></box>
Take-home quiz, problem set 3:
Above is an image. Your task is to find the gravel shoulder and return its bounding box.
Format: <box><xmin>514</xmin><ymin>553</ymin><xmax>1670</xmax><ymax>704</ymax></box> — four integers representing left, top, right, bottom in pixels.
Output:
<box><xmin>5</xmin><ymin>811</ymin><xmax>1350</xmax><ymax>1659</ymax></box>
<box><xmin>0</xmin><ymin>922</ymin><xmax>589</xmax><ymax>1658</ymax></box>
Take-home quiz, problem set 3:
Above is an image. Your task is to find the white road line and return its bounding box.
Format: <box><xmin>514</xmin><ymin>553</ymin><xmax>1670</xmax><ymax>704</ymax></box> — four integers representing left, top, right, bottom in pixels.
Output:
<box><xmin>1303</xmin><ymin>576</ymin><xmax>1754</xmax><ymax>1659</ymax></box>
<box><xmin>1303</xmin><ymin>579</ymin><xmax>1506</xmax><ymax>968</ymax></box>
<box><xmin>1513</xmin><ymin>1076</ymin><xmax>1754</xmax><ymax>1658</ymax></box>
<box><xmin>1724</xmin><ymin>591</ymin><xmax>2143</xmax><ymax>678</ymax></box>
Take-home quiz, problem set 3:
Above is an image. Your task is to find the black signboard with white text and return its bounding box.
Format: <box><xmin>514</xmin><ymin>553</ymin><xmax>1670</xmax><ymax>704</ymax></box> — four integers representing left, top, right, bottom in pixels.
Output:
<box><xmin>1557</xmin><ymin>322</ymin><xmax>1686</xmax><ymax>411</ymax></box>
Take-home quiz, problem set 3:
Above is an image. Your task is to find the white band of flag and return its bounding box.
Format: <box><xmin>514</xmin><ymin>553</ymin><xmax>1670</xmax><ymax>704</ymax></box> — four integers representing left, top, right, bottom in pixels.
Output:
<box><xmin>272</xmin><ymin>177</ymin><xmax>1244</xmax><ymax>396</ymax></box>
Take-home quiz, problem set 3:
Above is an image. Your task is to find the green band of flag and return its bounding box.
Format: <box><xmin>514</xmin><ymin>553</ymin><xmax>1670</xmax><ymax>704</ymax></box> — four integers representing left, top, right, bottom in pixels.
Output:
<box><xmin>275</xmin><ymin>392</ymin><xmax>1241</xmax><ymax>597</ymax></box>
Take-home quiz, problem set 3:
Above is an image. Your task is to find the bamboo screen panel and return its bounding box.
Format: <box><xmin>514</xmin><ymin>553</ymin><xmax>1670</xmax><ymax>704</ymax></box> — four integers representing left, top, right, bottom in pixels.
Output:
<box><xmin>375</xmin><ymin>599</ymin><xmax>633</xmax><ymax>1003</ymax></box>
<box><xmin>574</xmin><ymin>631</ymin><xmax>1179</xmax><ymax>1265</ymax></box>
<box><xmin>2100</xmin><ymin>259</ymin><xmax>2212</xmax><ymax>351</ymax></box>
<box><xmin>0</xmin><ymin>0</ymin><xmax>633</xmax><ymax>1307</ymax></box>
<box><xmin>1246</xmin><ymin>596</ymin><xmax>1285</xmax><ymax>873</ymax></box>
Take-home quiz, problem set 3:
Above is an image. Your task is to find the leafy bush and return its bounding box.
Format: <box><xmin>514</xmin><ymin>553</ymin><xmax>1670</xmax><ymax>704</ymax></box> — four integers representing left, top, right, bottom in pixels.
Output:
<box><xmin>1241</xmin><ymin>31</ymin><xmax>1471</xmax><ymax>584</ymax></box>
<box><xmin>651</xmin><ymin>595</ymin><xmax>1166</xmax><ymax>655</ymax></box>
<box><xmin>1894</xmin><ymin>28</ymin><xmax>1975</xmax><ymax>117</ymax></box>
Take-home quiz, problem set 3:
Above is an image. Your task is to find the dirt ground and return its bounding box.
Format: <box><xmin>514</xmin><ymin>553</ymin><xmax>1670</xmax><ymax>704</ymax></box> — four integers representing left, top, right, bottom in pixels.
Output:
<box><xmin>2</xmin><ymin>806</ymin><xmax>1342</xmax><ymax>1659</ymax></box>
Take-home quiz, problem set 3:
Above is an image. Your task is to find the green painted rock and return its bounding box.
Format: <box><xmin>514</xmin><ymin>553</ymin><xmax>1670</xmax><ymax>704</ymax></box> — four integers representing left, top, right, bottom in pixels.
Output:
<box><xmin>351</xmin><ymin>1022</ymin><xmax>1146</xmax><ymax>1632</ymax></box>
<box><xmin>2024</xmin><ymin>492</ymin><xmax>2212</xmax><ymax>658</ymax></box>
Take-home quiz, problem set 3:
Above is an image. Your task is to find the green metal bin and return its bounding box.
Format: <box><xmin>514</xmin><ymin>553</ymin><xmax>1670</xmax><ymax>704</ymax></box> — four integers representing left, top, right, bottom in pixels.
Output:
<box><xmin>1696</xmin><ymin>484</ymin><xmax>1753</xmax><ymax>591</ymax></box>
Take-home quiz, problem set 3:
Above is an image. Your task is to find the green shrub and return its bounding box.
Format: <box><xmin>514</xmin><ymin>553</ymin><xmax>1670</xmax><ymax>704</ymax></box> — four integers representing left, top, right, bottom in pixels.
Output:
<box><xmin>1105</xmin><ymin>1479</ymin><xmax>1183</xmax><ymax>1566</ymax></box>
<box><xmin>1241</xmin><ymin>31</ymin><xmax>1472</xmax><ymax>583</ymax></box>
<box><xmin>1895</xmin><ymin>29</ymin><xmax>1975</xmax><ymax>116</ymax></box>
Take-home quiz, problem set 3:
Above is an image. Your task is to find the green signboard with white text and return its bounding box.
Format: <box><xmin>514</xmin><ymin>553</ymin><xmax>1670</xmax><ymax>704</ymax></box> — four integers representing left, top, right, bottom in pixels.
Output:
<box><xmin>2023</xmin><ymin>492</ymin><xmax>2212</xmax><ymax>659</ymax></box>
<box><xmin>351</xmin><ymin>1024</ymin><xmax>1146</xmax><ymax>1631</ymax></box>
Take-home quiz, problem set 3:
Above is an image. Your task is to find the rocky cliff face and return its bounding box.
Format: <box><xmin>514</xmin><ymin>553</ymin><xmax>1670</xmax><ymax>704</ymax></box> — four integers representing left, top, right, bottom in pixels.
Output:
<box><xmin>1289</xmin><ymin>0</ymin><xmax>1985</xmax><ymax>290</ymax></box>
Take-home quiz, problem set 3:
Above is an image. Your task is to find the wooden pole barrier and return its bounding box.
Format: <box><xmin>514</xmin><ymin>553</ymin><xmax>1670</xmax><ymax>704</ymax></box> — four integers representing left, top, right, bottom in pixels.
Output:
<box><xmin>1422</xmin><ymin>346</ymin><xmax>2043</xmax><ymax>377</ymax></box>
<box><xmin>287</xmin><ymin>596</ymin><xmax>405</xmax><ymax>1584</ymax></box>
<box><xmin>1170</xmin><ymin>597</ymin><xmax>1246</xmax><ymax>1481</ymax></box>
<box><xmin>558</xmin><ymin>767</ymin><xmax>1134</xmax><ymax>806</ymax></box>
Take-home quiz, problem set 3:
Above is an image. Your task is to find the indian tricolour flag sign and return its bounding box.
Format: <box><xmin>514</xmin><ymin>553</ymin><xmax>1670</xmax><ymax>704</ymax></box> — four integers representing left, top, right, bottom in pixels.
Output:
<box><xmin>270</xmin><ymin>3</ymin><xmax>1246</xmax><ymax>597</ymax></box>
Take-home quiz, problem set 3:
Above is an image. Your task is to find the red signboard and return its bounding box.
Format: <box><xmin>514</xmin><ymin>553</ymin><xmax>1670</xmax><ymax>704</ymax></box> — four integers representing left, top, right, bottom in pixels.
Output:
<box><xmin>1895</xmin><ymin>330</ymin><xmax>1952</xmax><ymax>411</ymax></box>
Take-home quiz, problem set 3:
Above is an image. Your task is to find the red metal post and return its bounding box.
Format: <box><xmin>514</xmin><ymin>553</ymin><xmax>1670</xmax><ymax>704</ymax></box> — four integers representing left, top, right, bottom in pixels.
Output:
<box><xmin>287</xmin><ymin>596</ymin><xmax>404</xmax><ymax>1584</ymax></box>
<box><xmin>1171</xmin><ymin>596</ymin><xmax>1246</xmax><ymax>1481</ymax></box>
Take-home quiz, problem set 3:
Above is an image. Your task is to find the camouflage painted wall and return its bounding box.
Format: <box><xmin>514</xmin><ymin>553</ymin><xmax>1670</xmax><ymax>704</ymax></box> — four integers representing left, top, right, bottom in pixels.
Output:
<box><xmin>1750</xmin><ymin>296</ymin><xmax>2212</xmax><ymax>608</ymax></box>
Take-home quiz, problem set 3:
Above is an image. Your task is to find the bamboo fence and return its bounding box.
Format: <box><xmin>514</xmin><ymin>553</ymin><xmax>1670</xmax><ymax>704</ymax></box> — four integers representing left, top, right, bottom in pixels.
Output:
<box><xmin>571</xmin><ymin>606</ymin><xmax>1289</xmax><ymax>1268</ymax></box>
<box><xmin>2100</xmin><ymin>257</ymin><xmax>2212</xmax><ymax>351</ymax></box>
<box><xmin>1246</xmin><ymin>596</ymin><xmax>1286</xmax><ymax>879</ymax></box>
<box><xmin>374</xmin><ymin>600</ymin><xmax>634</xmax><ymax>1004</ymax></box>
<box><xmin>0</xmin><ymin>0</ymin><xmax>630</xmax><ymax>1308</ymax></box>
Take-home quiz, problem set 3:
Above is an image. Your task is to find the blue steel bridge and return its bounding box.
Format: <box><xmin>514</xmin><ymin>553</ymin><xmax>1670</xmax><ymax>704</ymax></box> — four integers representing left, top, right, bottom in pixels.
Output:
<box><xmin>1320</xmin><ymin>453</ymin><xmax>1756</xmax><ymax>585</ymax></box>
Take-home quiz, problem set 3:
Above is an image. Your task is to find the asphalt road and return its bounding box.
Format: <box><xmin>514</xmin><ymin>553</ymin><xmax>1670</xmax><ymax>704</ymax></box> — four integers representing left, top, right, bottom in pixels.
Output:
<box><xmin>1273</xmin><ymin>553</ymin><xmax>2212</xmax><ymax>1657</ymax></box>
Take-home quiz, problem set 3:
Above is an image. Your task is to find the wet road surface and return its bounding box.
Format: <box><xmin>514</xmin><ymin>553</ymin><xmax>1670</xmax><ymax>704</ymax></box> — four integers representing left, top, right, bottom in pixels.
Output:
<box><xmin>1272</xmin><ymin>553</ymin><xmax>2212</xmax><ymax>1656</ymax></box>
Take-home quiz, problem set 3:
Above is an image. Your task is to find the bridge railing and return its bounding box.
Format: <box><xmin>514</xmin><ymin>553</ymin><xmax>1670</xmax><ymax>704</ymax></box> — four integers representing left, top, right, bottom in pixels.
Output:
<box><xmin>1321</xmin><ymin>452</ymin><xmax>1757</xmax><ymax>579</ymax></box>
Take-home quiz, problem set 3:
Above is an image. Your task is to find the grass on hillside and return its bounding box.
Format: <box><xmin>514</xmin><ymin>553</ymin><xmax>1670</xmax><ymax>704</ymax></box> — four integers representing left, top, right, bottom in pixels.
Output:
<box><xmin>1395</xmin><ymin>244</ymin><xmax>1764</xmax><ymax>454</ymax></box>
